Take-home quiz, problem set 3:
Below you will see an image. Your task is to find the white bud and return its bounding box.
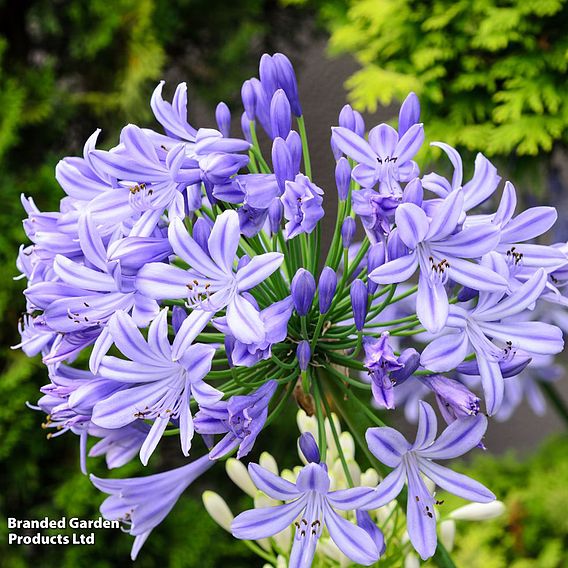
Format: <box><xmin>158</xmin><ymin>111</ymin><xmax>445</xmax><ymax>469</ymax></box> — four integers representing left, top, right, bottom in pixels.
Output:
<box><xmin>440</xmin><ymin>519</ymin><xmax>455</xmax><ymax>552</ymax></box>
<box><xmin>339</xmin><ymin>432</ymin><xmax>355</xmax><ymax>460</ymax></box>
<box><xmin>296</xmin><ymin>409</ymin><xmax>317</xmax><ymax>436</ymax></box>
<box><xmin>281</xmin><ymin>468</ymin><xmax>297</xmax><ymax>484</ymax></box>
<box><xmin>272</xmin><ymin>523</ymin><xmax>292</xmax><ymax>552</ymax></box>
<box><xmin>276</xmin><ymin>555</ymin><xmax>287</xmax><ymax>568</ymax></box>
<box><xmin>255</xmin><ymin>492</ymin><xmax>279</xmax><ymax>509</ymax></box>
<box><xmin>202</xmin><ymin>491</ymin><xmax>233</xmax><ymax>532</ymax></box>
<box><xmin>226</xmin><ymin>458</ymin><xmax>256</xmax><ymax>497</ymax></box>
<box><xmin>361</xmin><ymin>468</ymin><xmax>379</xmax><ymax>487</ymax></box>
<box><xmin>259</xmin><ymin>452</ymin><xmax>279</xmax><ymax>475</ymax></box>
<box><xmin>449</xmin><ymin>501</ymin><xmax>506</xmax><ymax>521</ymax></box>
<box><xmin>404</xmin><ymin>552</ymin><xmax>420</xmax><ymax>568</ymax></box>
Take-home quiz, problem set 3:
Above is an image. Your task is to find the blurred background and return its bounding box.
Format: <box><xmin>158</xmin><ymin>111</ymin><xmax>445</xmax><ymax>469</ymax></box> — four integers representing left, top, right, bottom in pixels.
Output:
<box><xmin>1</xmin><ymin>1</ymin><xmax>568</xmax><ymax>566</ymax></box>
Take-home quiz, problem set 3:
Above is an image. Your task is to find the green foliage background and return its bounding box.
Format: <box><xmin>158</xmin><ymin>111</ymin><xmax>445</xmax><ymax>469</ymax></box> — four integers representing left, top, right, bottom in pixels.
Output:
<box><xmin>288</xmin><ymin>0</ymin><xmax>568</xmax><ymax>192</ymax></box>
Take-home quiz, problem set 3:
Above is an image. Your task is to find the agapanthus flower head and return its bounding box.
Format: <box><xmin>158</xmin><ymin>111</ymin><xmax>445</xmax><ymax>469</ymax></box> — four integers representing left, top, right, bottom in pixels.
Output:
<box><xmin>16</xmin><ymin>50</ymin><xmax>567</xmax><ymax>565</ymax></box>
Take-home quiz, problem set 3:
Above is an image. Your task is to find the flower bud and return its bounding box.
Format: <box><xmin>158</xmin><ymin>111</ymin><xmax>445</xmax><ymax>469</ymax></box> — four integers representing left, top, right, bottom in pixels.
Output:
<box><xmin>291</xmin><ymin>268</ymin><xmax>316</xmax><ymax>316</ymax></box>
<box><xmin>241</xmin><ymin>79</ymin><xmax>257</xmax><ymax>120</ymax></box>
<box><xmin>259</xmin><ymin>451</ymin><xmax>279</xmax><ymax>474</ymax></box>
<box><xmin>172</xmin><ymin>306</ymin><xmax>187</xmax><ymax>334</ymax></box>
<box><xmin>215</xmin><ymin>102</ymin><xmax>231</xmax><ymax>137</ymax></box>
<box><xmin>398</xmin><ymin>92</ymin><xmax>420</xmax><ymax>136</ymax></box>
<box><xmin>297</xmin><ymin>340</ymin><xmax>311</xmax><ymax>371</ymax></box>
<box><xmin>272</xmin><ymin>136</ymin><xmax>293</xmax><ymax>192</ymax></box>
<box><xmin>356</xmin><ymin>511</ymin><xmax>386</xmax><ymax>557</ymax></box>
<box><xmin>299</xmin><ymin>432</ymin><xmax>320</xmax><ymax>463</ymax></box>
<box><xmin>224</xmin><ymin>335</ymin><xmax>235</xmax><ymax>368</ymax></box>
<box><xmin>367</xmin><ymin>242</ymin><xmax>386</xmax><ymax>294</ymax></box>
<box><xmin>335</xmin><ymin>157</ymin><xmax>351</xmax><ymax>201</ymax></box>
<box><xmin>350</xmin><ymin>279</ymin><xmax>368</xmax><ymax>331</ymax></box>
<box><xmin>270</xmin><ymin>89</ymin><xmax>292</xmax><ymax>140</ymax></box>
<box><xmin>226</xmin><ymin>458</ymin><xmax>256</xmax><ymax>497</ymax></box>
<box><xmin>449</xmin><ymin>501</ymin><xmax>506</xmax><ymax>521</ymax></box>
<box><xmin>268</xmin><ymin>199</ymin><xmax>283</xmax><ymax>234</ymax></box>
<box><xmin>318</xmin><ymin>266</ymin><xmax>337</xmax><ymax>314</ymax></box>
<box><xmin>440</xmin><ymin>519</ymin><xmax>455</xmax><ymax>552</ymax></box>
<box><xmin>259</xmin><ymin>53</ymin><xmax>278</xmax><ymax>97</ymax></box>
<box><xmin>286</xmin><ymin>130</ymin><xmax>302</xmax><ymax>174</ymax></box>
<box><xmin>422</xmin><ymin>374</ymin><xmax>480</xmax><ymax>423</ymax></box>
<box><xmin>240</xmin><ymin>112</ymin><xmax>252</xmax><ymax>144</ymax></box>
<box><xmin>341</xmin><ymin>217</ymin><xmax>356</xmax><ymax>249</ymax></box>
<box><xmin>339</xmin><ymin>104</ymin><xmax>365</xmax><ymax>136</ymax></box>
<box><xmin>273</xmin><ymin>53</ymin><xmax>302</xmax><ymax>116</ymax></box>
<box><xmin>202</xmin><ymin>491</ymin><xmax>234</xmax><ymax>532</ymax></box>
<box><xmin>193</xmin><ymin>217</ymin><xmax>212</xmax><ymax>253</ymax></box>
<box><xmin>199</xmin><ymin>152</ymin><xmax>249</xmax><ymax>185</ymax></box>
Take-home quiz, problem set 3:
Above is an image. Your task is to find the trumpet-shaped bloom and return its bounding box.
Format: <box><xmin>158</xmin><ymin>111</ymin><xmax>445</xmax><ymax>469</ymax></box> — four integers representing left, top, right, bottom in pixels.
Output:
<box><xmin>136</xmin><ymin>210</ymin><xmax>284</xmax><ymax>343</ymax></box>
<box><xmin>421</xmin><ymin>267</ymin><xmax>564</xmax><ymax>414</ymax></box>
<box><xmin>232</xmin><ymin>460</ymin><xmax>381</xmax><ymax>567</ymax></box>
<box><xmin>331</xmin><ymin>123</ymin><xmax>424</xmax><ymax>195</ymax></box>
<box><xmin>93</xmin><ymin>309</ymin><xmax>218</xmax><ymax>464</ymax></box>
<box><xmin>91</xmin><ymin>455</ymin><xmax>214</xmax><ymax>560</ymax></box>
<box><xmin>369</xmin><ymin>190</ymin><xmax>508</xmax><ymax>333</ymax></box>
<box><xmin>365</xmin><ymin>401</ymin><xmax>495</xmax><ymax>560</ymax></box>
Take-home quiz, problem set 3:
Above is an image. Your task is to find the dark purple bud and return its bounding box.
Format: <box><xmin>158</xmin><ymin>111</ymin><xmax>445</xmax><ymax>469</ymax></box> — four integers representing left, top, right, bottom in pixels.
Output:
<box><xmin>457</xmin><ymin>286</ymin><xmax>478</xmax><ymax>302</ymax></box>
<box><xmin>215</xmin><ymin>102</ymin><xmax>231</xmax><ymax>137</ymax></box>
<box><xmin>172</xmin><ymin>306</ymin><xmax>187</xmax><ymax>334</ymax></box>
<box><xmin>237</xmin><ymin>255</ymin><xmax>251</xmax><ymax>271</ymax></box>
<box><xmin>297</xmin><ymin>340</ymin><xmax>311</xmax><ymax>371</ymax></box>
<box><xmin>259</xmin><ymin>54</ymin><xmax>279</xmax><ymax>97</ymax></box>
<box><xmin>318</xmin><ymin>267</ymin><xmax>337</xmax><ymax>314</ymax></box>
<box><xmin>356</xmin><ymin>511</ymin><xmax>386</xmax><ymax>557</ymax></box>
<box><xmin>225</xmin><ymin>335</ymin><xmax>235</xmax><ymax>368</ymax></box>
<box><xmin>335</xmin><ymin>157</ymin><xmax>351</xmax><ymax>201</ymax></box>
<box><xmin>353</xmin><ymin>110</ymin><xmax>365</xmax><ymax>137</ymax></box>
<box><xmin>268</xmin><ymin>199</ymin><xmax>283</xmax><ymax>234</ymax></box>
<box><xmin>458</xmin><ymin>354</ymin><xmax>531</xmax><ymax>379</ymax></box>
<box><xmin>291</xmin><ymin>268</ymin><xmax>316</xmax><ymax>316</ymax></box>
<box><xmin>241</xmin><ymin>80</ymin><xmax>257</xmax><ymax>120</ymax></box>
<box><xmin>367</xmin><ymin>242</ymin><xmax>386</xmax><ymax>294</ymax></box>
<box><xmin>299</xmin><ymin>432</ymin><xmax>320</xmax><ymax>463</ymax></box>
<box><xmin>398</xmin><ymin>92</ymin><xmax>420</xmax><ymax>136</ymax></box>
<box><xmin>273</xmin><ymin>53</ymin><xmax>302</xmax><ymax>116</ymax></box>
<box><xmin>272</xmin><ymin>137</ymin><xmax>293</xmax><ymax>193</ymax></box>
<box><xmin>339</xmin><ymin>104</ymin><xmax>357</xmax><ymax>131</ymax></box>
<box><xmin>193</xmin><ymin>217</ymin><xmax>212</xmax><ymax>253</ymax></box>
<box><xmin>339</xmin><ymin>104</ymin><xmax>365</xmax><ymax>136</ymax></box>
<box><xmin>270</xmin><ymin>89</ymin><xmax>292</xmax><ymax>140</ymax></box>
<box><xmin>286</xmin><ymin>130</ymin><xmax>302</xmax><ymax>174</ymax></box>
<box><xmin>390</xmin><ymin>348</ymin><xmax>420</xmax><ymax>384</ymax></box>
<box><xmin>422</xmin><ymin>375</ymin><xmax>480</xmax><ymax>424</ymax></box>
<box><xmin>240</xmin><ymin>112</ymin><xmax>252</xmax><ymax>144</ymax></box>
<box><xmin>350</xmin><ymin>279</ymin><xmax>368</xmax><ymax>331</ymax></box>
<box><xmin>341</xmin><ymin>217</ymin><xmax>356</xmax><ymax>249</ymax></box>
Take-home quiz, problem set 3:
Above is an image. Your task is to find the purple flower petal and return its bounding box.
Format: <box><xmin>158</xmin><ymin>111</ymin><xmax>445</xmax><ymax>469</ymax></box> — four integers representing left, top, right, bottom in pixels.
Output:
<box><xmin>395</xmin><ymin>203</ymin><xmax>429</xmax><ymax>249</ymax></box>
<box><xmin>226</xmin><ymin>294</ymin><xmax>265</xmax><ymax>343</ymax></box>
<box><xmin>362</xmin><ymin>465</ymin><xmax>406</xmax><ymax>509</ymax></box>
<box><xmin>476</xmin><ymin>354</ymin><xmax>504</xmax><ymax>416</ymax></box>
<box><xmin>412</xmin><ymin>401</ymin><xmax>438</xmax><ymax>450</ymax></box>
<box><xmin>236</xmin><ymin>252</ymin><xmax>284</xmax><ymax>291</ymax></box>
<box><xmin>462</xmin><ymin>153</ymin><xmax>500</xmax><ymax>210</ymax></box>
<box><xmin>418</xmin><ymin>414</ymin><xmax>487</xmax><ymax>460</ymax></box>
<box><xmin>420</xmin><ymin>331</ymin><xmax>470</xmax><ymax>372</ymax></box>
<box><xmin>208</xmin><ymin>210</ymin><xmax>241</xmax><ymax>274</ymax></box>
<box><xmin>368</xmin><ymin>124</ymin><xmax>398</xmax><ymax>157</ymax></box>
<box><xmin>426</xmin><ymin>189</ymin><xmax>464</xmax><ymax>241</ymax></box>
<box><xmin>248</xmin><ymin>463</ymin><xmax>300</xmax><ymax>500</ymax></box>
<box><xmin>327</xmin><ymin>487</ymin><xmax>381</xmax><ymax>510</ymax></box>
<box><xmin>231</xmin><ymin>497</ymin><xmax>307</xmax><ymax>540</ymax></box>
<box><xmin>331</xmin><ymin>127</ymin><xmax>378</xmax><ymax>167</ymax></box>
<box><xmin>171</xmin><ymin>310</ymin><xmax>213</xmax><ymax>361</ymax></box>
<box><xmin>418</xmin><ymin>458</ymin><xmax>495</xmax><ymax>502</ymax></box>
<box><xmin>434</xmin><ymin>225</ymin><xmax>500</xmax><ymax>259</ymax></box>
<box><xmin>416</xmin><ymin>274</ymin><xmax>448</xmax><ymax>334</ymax></box>
<box><xmin>365</xmin><ymin>427</ymin><xmax>410</xmax><ymax>468</ymax></box>
<box><xmin>136</xmin><ymin>263</ymin><xmax>190</xmax><ymax>300</ymax></box>
<box><xmin>396</xmin><ymin>123</ymin><xmax>424</xmax><ymax>163</ymax></box>
<box><xmin>369</xmin><ymin>252</ymin><xmax>418</xmax><ymax>284</ymax></box>
<box><xmin>324</xmin><ymin>503</ymin><xmax>380</xmax><ymax>565</ymax></box>
<box><xmin>446</xmin><ymin>257</ymin><xmax>509</xmax><ymax>292</ymax></box>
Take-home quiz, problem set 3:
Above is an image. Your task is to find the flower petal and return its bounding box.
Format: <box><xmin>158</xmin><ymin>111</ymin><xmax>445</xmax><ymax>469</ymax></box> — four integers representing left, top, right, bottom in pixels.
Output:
<box><xmin>413</xmin><ymin>401</ymin><xmax>438</xmax><ymax>451</ymax></box>
<box><xmin>395</xmin><ymin>203</ymin><xmax>429</xmax><ymax>249</ymax></box>
<box><xmin>418</xmin><ymin>459</ymin><xmax>495</xmax><ymax>502</ymax></box>
<box><xmin>365</xmin><ymin>427</ymin><xmax>410</xmax><ymax>468</ymax></box>
<box><xmin>226</xmin><ymin>294</ymin><xmax>265</xmax><ymax>343</ymax></box>
<box><xmin>476</xmin><ymin>354</ymin><xmax>504</xmax><ymax>416</ymax></box>
<box><xmin>324</xmin><ymin>503</ymin><xmax>380</xmax><ymax>566</ymax></box>
<box><xmin>416</xmin><ymin>274</ymin><xmax>448</xmax><ymax>334</ymax></box>
<box><xmin>362</xmin><ymin>465</ymin><xmax>406</xmax><ymax>509</ymax></box>
<box><xmin>236</xmin><ymin>252</ymin><xmax>284</xmax><ymax>291</ymax></box>
<box><xmin>231</xmin><ymin>497</ymin><xmax>307</xmax><ymax>540</ymax></box>
<box><xmin>426</xmin><ymin>189</ymin><xmax>464</xmax><ymax>241</ymax></box>
<box><xmin>369</xmin><ymin>252</ymin><xmax>418</xmax><ymax>284</ymax></box>
<box><xmin>368</xmin><ymin>124</ymin><xmax>398</xmax><ymax>157</ymax></box>
<box><xmin>208</xmin><ymin>210</ymin><xmax>240</xmax><ymax>274</ymax></box>
<box><xmin>136</xmin><ymin>263</ymin><xmax>192</xmax><ymax>300</ymax></box>
<box><xmin>420</xmin><ymin>331</ymin><xmax>470</xmax><ymax>372</ymax></box>
<box><xmin>248</xmin><ymin>463</ymin><xmax>300</xmax><ymax>500</ymax></box>
<box><xmin>419</xmin><ymin>414</ymin><xmax>487</xmax><ymax>460</ymax></box>
<box><xmin>331</xmin><ymin>127</ymin><xmax>377</xmax><ymax>167</ymax></box>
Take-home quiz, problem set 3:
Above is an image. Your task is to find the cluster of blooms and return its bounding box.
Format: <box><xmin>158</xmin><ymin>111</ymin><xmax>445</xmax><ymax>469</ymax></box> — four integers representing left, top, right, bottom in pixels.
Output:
<box><xmin>202</xmin><ymin>410</ymin><xmax>506</xmax><ymax>568</ymax></box>
<box><xmin>16</xmin><ymin>51</ymin><xmax>568</xmax><ymax>565</ymax></box>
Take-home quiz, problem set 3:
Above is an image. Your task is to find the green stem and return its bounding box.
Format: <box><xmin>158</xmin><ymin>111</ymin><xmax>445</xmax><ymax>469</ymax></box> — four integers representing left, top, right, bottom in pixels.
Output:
<box><xmin>297</xmin><ymin>115</ymin><xmax>312</xmax><ymax>179</ymax></box>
